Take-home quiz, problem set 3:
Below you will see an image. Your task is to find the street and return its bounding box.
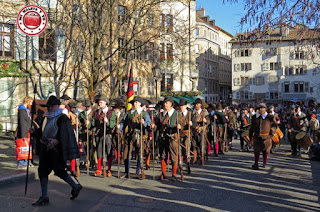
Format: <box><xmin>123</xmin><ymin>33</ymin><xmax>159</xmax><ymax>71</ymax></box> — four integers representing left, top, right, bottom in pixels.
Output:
<box><xmin>1</xmin><ymin>140</ymin><xmax>320</xmax><ymax>212</ymax></box>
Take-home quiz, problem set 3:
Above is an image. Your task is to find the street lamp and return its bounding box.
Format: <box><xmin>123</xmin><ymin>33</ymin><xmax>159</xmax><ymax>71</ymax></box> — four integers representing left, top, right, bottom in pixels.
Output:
<box><xmin>152</xmin><ymin>64</ymin><xmax>161</xmax><ymax>103</ymax></box>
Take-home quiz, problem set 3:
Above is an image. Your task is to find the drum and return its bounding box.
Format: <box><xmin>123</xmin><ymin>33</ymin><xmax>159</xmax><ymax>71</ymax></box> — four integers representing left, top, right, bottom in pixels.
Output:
<box><xmin>272</xmin><ymin>128</ymin><xmax>283</xmax><ymax>144</ymax></box>
<box><xmin>295</xmin><ymin>131</ymin><xmax>313</xmax><ymax>148</ymax></box>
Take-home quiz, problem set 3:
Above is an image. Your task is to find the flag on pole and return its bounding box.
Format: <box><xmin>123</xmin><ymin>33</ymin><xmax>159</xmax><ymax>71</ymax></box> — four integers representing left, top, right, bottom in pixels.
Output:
<box><xmin>126</xmin><ymin>63</ymin><xmax>134</xmax><ymax>111</ymax></box>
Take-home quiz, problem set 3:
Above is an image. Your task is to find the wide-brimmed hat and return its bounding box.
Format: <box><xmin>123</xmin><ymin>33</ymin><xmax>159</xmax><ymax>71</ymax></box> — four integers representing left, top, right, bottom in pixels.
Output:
<box><xmin>83</xmin><ymin>99</ymin><xmax>92</xmax><ymax>107</ymax></box>
<box><xmin>257</xmin><ymin>103</ymin><xmax>267</xmax><ymax>108</ymax></box>
<box><xmin>60</xmin><ymin>94</ymin><xmax>71</xmax><ymax>100</ymax></box>
<box><xmin>41</xmin><ymin>95</ymin><xmax>61</xmax><ymax>107</ymax></box>
<box><xmin>163</xmin><ymin>97</ymin><xmax>174</xmax><ymax>104</ymax></box>
<box><xmin>129</xmin><ymin>96</ymin><xmax>144</xmax><ymax>104</ymax></box>
<box><xmin>194</xmin><ymin>98</ymin><xmax>202</xmax><ymax>105</ymax></box>
<box><xmin>113</xmin><ymin>101</ymin><xmax>124</xmax><ymax>109</ymax></box>
<box><xmin>97</xmin><ymin>95</ymin><xmax>109</xmax><ymax>104</ymax></box>
<box><xmin>179</xmin><ymin>99</ymin><xmax>188</xmax><ymax>106</ymax></box>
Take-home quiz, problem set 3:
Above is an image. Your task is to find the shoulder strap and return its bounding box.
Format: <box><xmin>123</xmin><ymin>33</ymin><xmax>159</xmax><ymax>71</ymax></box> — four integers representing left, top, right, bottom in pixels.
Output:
<box><xmin>131</xmin><ymin>112</ymin><xmax>140</xmax><ymax>122</ymax></box>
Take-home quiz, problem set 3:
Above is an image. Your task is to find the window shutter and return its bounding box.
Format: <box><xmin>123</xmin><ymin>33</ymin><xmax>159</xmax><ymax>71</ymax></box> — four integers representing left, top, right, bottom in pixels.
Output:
<box><xmin>248</xmin><ymin>50</ymin><xmax>252</xmax><ymax>56</ymax></box>
<box><xmin>249</xmin><ymin>92</ymin><xmax>253</xmax><ymax>99</ymax></box>
<box><xmin>56</xmin><ymin>28</ymin><xmax>65</xmax><ymax>62</ymax></box>
<box><xmin>305</xmin><ymin>82</ymin><xmax>309</xmax><ymax>92</ymax></box>
<box><xmin>266</xmin><ymin>92</ymin><xmax>270</xmax><ymax>100</ymax></box>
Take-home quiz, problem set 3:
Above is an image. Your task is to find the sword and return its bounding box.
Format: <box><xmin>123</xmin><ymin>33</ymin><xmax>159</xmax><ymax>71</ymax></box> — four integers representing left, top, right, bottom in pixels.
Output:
<box><xmin>151</xmin><ymin>111</ymin><xmax>155</xmax><ymax>180</ymax></box>
<box><xmin>140</xmin><ymin>113</ymin><xmax>145</xmax><ymax>180</ymax></box>
<box><xmin>103</xmin><ymin>111</ymin><xmax>107</xmax><ymax>178</ymax></box>
<box><xmin>187</xmin><ymin>109</ymin><xmax>191</xmax><ymax>173</ymax></box>
<box><xmin>177</xmin><ymin>112</ymin><xmax>184</xmax><ymax>181</ymax></box>
<box><xmin>117</xmin><ymin>113</ymin><xmax>120</xmax><ymax>179</ymax></box>
<box><xmin>76</xmin><ymin>115</ymin><xmax>80</xmax><ymax>177</ymax></box>
<box><xmin>86</xmin><ymin>112</ymin><xmax>90</xmax><ymax>175</ymax></box>
<box><xmin>201</xmin><ymin>112</ymin><xmax>205</xmax><ymax>165</ymax></box>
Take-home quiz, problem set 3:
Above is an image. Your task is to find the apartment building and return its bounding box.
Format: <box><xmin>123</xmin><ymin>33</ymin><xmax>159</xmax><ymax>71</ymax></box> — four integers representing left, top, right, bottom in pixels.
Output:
<box><xmin>195</xmin><ymin>8</ymin><xmax>232</xmax><ymax>103</ymax></box>
<box><xmin>230</xmin><ymin>25</ymin><xmax>320</xmax><ymax>106</ymax></box>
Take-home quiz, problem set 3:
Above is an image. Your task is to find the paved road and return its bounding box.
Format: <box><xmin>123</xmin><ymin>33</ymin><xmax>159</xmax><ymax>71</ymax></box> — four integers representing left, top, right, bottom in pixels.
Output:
<box><xmin>1</xmin><ymin>140</ymin><xmax>320</xmax><ymax>212</ymax></box>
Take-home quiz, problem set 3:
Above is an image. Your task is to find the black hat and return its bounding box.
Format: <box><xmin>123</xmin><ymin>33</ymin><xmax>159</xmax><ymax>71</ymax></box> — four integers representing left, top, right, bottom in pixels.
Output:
<box><xmin>42</xmin><ymin>95</ymin><xmax>61</xmax><ymax>107</ymax></box>
<box><xmin>257</xmin><ymin>103</ymin><xmax>267</xmax><ymax>108</ymax></box>
<box><xmin>194</xmin><ymin>98</ymin><xmax>202</xmax><ymax>105</ymax></box>
<box><xmin>83</xmin><ymin>99</ymin><xmax>92</xmax><ymax>107</ymax></box>
<box><xmin>179</xmin><ymin>99</ymin><xmax>188</xmax><ymax>106</ymax></box>
<box><xmin>113</xmin><ymin>101</ymin><xmax>124</xmax><ymax>109</ymax></box>
<box><xmin>97</xmin><ymin>95</ymin><xmax>109</xmax><ymax>104</ymax></box>
<box><xmin>141</xmin><ymin>99</ymin><xmax>151</xmax><ymax>107</ymax></box>
<box><xmin>164</xmin><ymin>97</ymin><xmax>174</xmax><ymax>104</ymax></box>
<box><xmin>60</xmin><ymin>94</ymin><xmax>71</xmax><ymax>100</ymax></box>
<box><xmin>129</xmin><ymin>96</ymin><xmax>144</xmax><ymax>104</ymax></box>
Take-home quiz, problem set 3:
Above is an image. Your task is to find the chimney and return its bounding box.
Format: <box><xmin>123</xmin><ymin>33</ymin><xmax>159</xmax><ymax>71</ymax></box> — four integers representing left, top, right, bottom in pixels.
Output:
<box><xmin>280</xmin><ymin>24</ymin><xmax>289</xmax><ymax>37</ymax></box>
<box><xmin>196</xmin><ymin>8</ymin><xmax>205</xmax><ymax>17</ymax></box>
<box><xmin>209</xmin><ymin>19</ymin><xmax>215</xmax><ymax>27</ymax></box>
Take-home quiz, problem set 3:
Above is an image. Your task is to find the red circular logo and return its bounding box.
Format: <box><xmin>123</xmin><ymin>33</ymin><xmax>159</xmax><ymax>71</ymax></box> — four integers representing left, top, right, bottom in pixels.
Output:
<box><xmin>17</xmin><ymin>5</ymin><xmax>47</xmax><ymax>36</ymax></box>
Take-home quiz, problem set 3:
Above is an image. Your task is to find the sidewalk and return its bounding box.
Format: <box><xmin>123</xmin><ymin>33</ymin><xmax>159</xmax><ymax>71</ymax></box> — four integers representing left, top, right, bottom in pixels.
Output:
<box><xmin>0</xmin><ymin>134</ymin><xmax>36</xmax><ymax>185</ymax></box>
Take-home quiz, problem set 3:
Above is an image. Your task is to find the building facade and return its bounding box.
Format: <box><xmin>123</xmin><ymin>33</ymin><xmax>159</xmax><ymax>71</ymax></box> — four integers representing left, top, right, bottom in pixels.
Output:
<box><xmin>231</xmin><ymin>25</ymin><xmax>320</xmax><ymax>107</ymax></box>
<box><xmin>159</xmin><ymin>0</ymin><xmax>197</xmax><ymax>93</ymax></box>
<box><xmin>195</xmin><ymin>8</ymin><xmax>232</xmax><ymax>103</ymax></box>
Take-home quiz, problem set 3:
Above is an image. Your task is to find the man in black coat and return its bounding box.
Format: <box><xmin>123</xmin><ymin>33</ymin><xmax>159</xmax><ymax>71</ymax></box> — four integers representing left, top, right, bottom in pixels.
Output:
<box><xmin>32</xmin><ymin>96</ymin><xmax>82</xmax><ymax>206</ymax></box>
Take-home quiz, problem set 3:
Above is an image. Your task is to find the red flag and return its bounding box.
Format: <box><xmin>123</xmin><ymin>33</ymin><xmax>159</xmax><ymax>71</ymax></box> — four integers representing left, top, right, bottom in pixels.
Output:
<box><xmin>126</xmin><ymin>64</ymin><xmax>134</xmax><ymax>111</ymax></box>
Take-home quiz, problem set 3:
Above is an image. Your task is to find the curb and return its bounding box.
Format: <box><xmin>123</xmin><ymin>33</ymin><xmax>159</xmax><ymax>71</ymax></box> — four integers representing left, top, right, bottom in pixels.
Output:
<box><xmin>0</xmin><ymin>171</ymin><xmax>36</xmax><ymax>186</ymax></box>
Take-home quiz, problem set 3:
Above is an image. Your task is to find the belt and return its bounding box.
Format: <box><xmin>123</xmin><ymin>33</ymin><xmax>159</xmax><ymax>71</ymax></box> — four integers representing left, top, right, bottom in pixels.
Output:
<box><xmin>254</xmin><ymin>132</ymin><xmax>269</xmax><ymax>136</ymax></box>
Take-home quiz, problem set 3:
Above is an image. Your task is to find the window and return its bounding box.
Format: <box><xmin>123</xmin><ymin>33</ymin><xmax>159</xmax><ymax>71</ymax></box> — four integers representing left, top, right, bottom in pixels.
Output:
<box><xmin>268</xmin><ymin>75</ymin><xmax>278</xmax><ymax>83</ymax></box>
<box><xmin>39</xmin><ymin>29</ymin><xmax>56</xmax><ymax>61</ymax></box>
<box><xmin>284</xmin><ymin>82</ymin><xmax>290</xmax><ymax>93</ymax></box>
<box><xmin>147</xmin><ymin>13</ymin><xmax>154</xmax><ymax>27</ymax></box>
<box><xmin>195</xmin><ymin>28</ymin><xmax>199</xmax><ymax>36</ymax></box>
<box><xmin>133</xmin><ymin>9</ymin><xmax>141</xmax><ymax>24</ymax></box>
<box><xmin>291</xmin><ymin>51</ymin><xmax>305</xmax><ymax>59</ymax></box>
<box><xmin>203</xmin><ymin>29</ymin><xmax>206</xmax><ymax>37</ymax></box>
<box><xmin>249</xmin><ymin>78</ymin><xmax>256</xmax><ymax>85</ymax></box>
<box><xmin>118</xmin><ymin>38</ymin><xmax>126</xmax><ymax>59</ymax></box>
<box><xmin>0</xmin><ymin>23</ymin><xmax>13</xmax><ymax>58</ymax></box>
<box><xmin>305</xmin><ymin>82</ymin><xmax>309</xmax><ymax>92</ymax></box>
<box><xmin>285</xmin><ymin>67</ymin><xmax>294</xmax><ymax>75</ymax></box>
<box><xmin>165</xmin><ymin>15</ymin><xmax>173</xmax><ymax>32</ymax></box>
<box><xmin>241</xmin><ymin>63</ymin><xmax>251</xmax><ymax>71</ymax></box>
<box><xmin>270</xmin><ymin>62</ymin><xmax>281</xmax><ymax>70</ymax></box>
<box><xmin>148</xmin><ymin>42</ymin><xmax>155</xmax><ymax>62</ymax></box>
<box><xmin>240</xmin><ymin>76</ymin><xmax>249</xmax><ymax>86</ymax></box>
<box><xmin>159</xmin><ymin>43</ymin><xmax>165</xmax><ymax>60</ymax></box>
<box><xmin>160</xmin><ymin>14</ymin><xmax>165</xmax><ymax>30</ymax></box>
<box><xmin>295</xmin><ymin>66</ymin><xmax>306</xmax><ymax>75</ymax></box>
<box><xmin>256</xmin><ymin>76</ymin><xmax>264</xmax><ymax>85</ymax></box>
<box><xmin>265</xmin><ymin>48</ymin><xmax>277</xmax><ymax>57</ymax></box>
<box><xmin>240</xmin><ymin>91</ymin><xmax>252</xmax><ymax>99</ymax></box>
<box><xmin>161</xmin><ymin>73</ymin><xmax>173</xmax><ymax>92</ymax></box>
<box><xmin>167</xmin><ymin>44</ymin><xmax>173</xmax><ymax>60</ymax></box>
<box><xmin>118</xmin><ymin>6</ymin><xmax>126</xmax><ymax>23</ymax></box>
<box><xmin>294</xmin><ymin>81</ymin><xmax>304</xmax><ymax>93</ymax></box>
<box><xmin>133</xmin><ymin>40</ymin><xmax>142</xmax><ymax>60</ymax></box>
<box><xmin>234</xmin><ymin>78</ymin><xmax>240</xmax><ymax>86</ymax></box>
<box><xmin>269</xmin><ymin>92</ymin><xmax>280</xmax><ymax>100</ymax></box>
<box><xmin>0</xmin><ymin>81</ymin><xmax>14</xmax><ymax>116</ymax></box>
<box><xmin>147</xmin><ymin>78</ymin><xmax>155</xmax><ymax>95</ymax></box>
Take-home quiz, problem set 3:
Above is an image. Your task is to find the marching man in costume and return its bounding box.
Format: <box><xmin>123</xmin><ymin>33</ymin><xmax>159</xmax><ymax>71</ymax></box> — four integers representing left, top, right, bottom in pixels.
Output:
<box><xmin>120</xmin><ymin>97</ymin><xmax>151</xmax><ymax>179</ymax></box>
<box><xmin>155</xmin><ymin>97</ymin><xmax>180</xmax><ymax>181</ymax></box>
<box><xmin>33</xmin><ymin>96</ymin><xmax>81</xmax><ymax>206</ymax></box>
<box><xmin>192</xmin><ymin>98</ymin><xmax>210</xmax><ymax>165</ymax></box>
<box><xmin>91</xmin><ymin>95</ymin><xmax>113</xmax><ymax>177</ymax></box>
<box><xmin>249</xmin><ymin>103</ymin><xmax>277</xmax><ymax>170</ymax></box>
